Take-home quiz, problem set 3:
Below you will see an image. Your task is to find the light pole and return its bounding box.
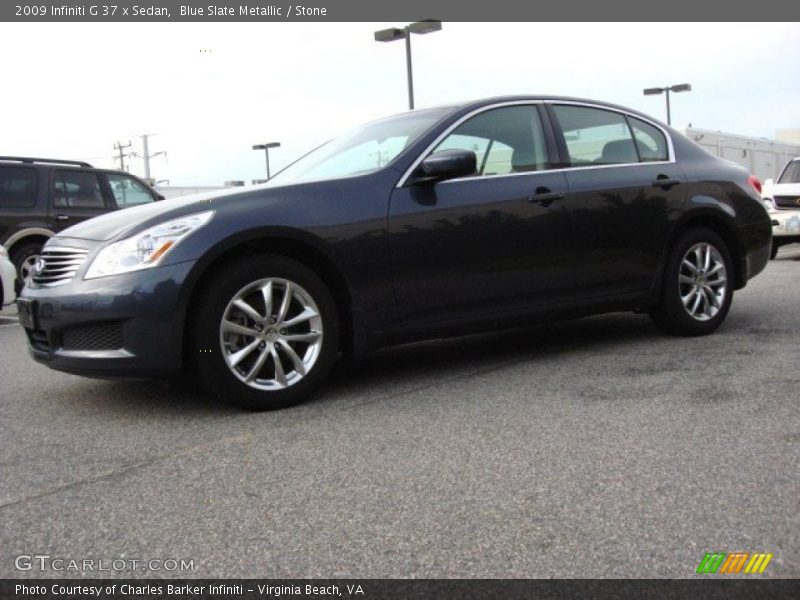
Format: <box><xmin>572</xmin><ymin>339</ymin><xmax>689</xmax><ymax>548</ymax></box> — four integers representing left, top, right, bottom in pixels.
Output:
<box><xmin>643</xmin><ymin>83</ymin><xmax>692</xmax><ymax>125</ymax></box>
<box><xmin>374</xmin><ymin>20</ymin><xmax>442</xmax><ymax>110</ymax></box>
<box><xmin>252</xmin><ymin>142</ymin><xmax>281</xmax><ymax>180</ymax></box>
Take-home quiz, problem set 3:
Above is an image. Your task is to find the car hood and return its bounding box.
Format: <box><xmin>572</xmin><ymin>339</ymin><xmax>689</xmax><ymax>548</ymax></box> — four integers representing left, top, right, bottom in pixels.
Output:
<box><xmin>764</xmin><ymin>182</ymin><xmax>800</xmax><ymax>198</ymax></box>
<box><xmin>53</xmin><ymin>186</ymin><xmax>270</xmax><ymax>242</ymax></box>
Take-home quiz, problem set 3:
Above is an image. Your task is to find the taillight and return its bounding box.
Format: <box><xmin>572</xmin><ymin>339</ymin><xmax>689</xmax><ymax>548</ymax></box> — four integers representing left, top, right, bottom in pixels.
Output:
<box><xmin>747</xmin><ymin>174</ymin><xmax>762</xmax><ymax>194</ymax></box>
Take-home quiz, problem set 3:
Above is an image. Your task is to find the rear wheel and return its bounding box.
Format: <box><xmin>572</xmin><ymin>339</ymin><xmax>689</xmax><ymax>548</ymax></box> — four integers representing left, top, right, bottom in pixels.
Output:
<box><xmin>11</xmin><ymin>242</ymin><xmax>43</xmax><ymax>292</ymax></box>
<box><xmin>191</xmin><ymin>255</ymin><xmax>339</xmax><ymax>410</ymax></box>
<box><xmin>650</xmin><ymin>228</ymin><xmax>733</xmax><ymax>336</ymax></box>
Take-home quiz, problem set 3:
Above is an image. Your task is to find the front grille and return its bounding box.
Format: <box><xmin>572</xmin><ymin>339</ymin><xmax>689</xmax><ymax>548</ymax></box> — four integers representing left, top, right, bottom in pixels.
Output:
<box><xmin>31</xmin><ymin>246</ymin><xmax>89</xmax><ymax>286</ymax></box>
<box><xmin>27</xmin><ymin>329</ymin><xmax>51</xmax><ymax>352</ymax></box>
<box><xmin>61</xmin><ymin>322</ymin><xmax>124</xmax><ymax>351</ymax></box>
<box><xmin>773</xmin><ymin>195</ymin><xmax>800</xmax><ymax>210</ymax></box>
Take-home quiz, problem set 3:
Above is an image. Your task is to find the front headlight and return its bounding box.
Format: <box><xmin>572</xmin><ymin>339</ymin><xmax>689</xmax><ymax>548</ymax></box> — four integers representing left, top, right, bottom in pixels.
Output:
<box><xmin>85</xmin><ymin>211</ymin><xmax>214</xmax><ymax>279</ymax></box>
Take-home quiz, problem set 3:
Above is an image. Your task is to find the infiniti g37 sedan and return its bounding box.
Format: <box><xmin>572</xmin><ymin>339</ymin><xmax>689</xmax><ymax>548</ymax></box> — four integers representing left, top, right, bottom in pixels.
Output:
<box><xmin>18</xmin><ymin>97</ymin><xmax>771</xmax><ymax>409</ymax></box>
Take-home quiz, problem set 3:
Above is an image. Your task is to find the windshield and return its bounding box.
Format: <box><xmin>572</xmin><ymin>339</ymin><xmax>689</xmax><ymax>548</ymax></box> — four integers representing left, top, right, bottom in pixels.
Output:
<box><xmin>268</xmin><ymin>107</ymin><xmax>452</xmax><ymax>185</ymax></box>
<box><xmin>778</xmin><ymin>160</ymin><xmax>800</xmax><ymax>184</ymax></box>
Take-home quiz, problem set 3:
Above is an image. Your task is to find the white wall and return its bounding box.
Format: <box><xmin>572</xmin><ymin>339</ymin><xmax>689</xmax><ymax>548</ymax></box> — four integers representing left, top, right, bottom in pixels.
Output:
<box><xmin>684</xmin><ymin>128</ymin><xmax>800</xmax><ymax>181</ymax></box>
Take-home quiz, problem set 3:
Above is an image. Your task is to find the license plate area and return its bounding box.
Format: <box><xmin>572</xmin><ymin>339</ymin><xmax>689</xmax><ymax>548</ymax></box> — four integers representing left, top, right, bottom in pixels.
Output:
<box><xmin>784</xmin><ymin>216</ymin><xmax>800</xmax><ymax>232</ymax></box>
<box><xmin>17</xmin><ymin>298</ymin><xmax>37</xmax><ymax>330</ymax></box>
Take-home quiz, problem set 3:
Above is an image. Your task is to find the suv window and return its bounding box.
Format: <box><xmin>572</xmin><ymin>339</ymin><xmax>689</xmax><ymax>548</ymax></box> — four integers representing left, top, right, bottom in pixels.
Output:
<box><xmin>778</xmin><ymin>160</ymin><xmax>800</xmax><ymax>184</ymax></box>
<box><xmin>106</xmin><ymin>173</ymin><xmax>155</xmax><ymax>207</ymax></box>
<box><xmin>433</xmin><ymin>105</ymin><xmax>550</xmax><ymax>176</ymax></box>
<box><xmin>553</xmin><ymin>105</ymin><xmax>639</xmax><ymax>166</ymax></box>
<box><xmin>0</xmin><ymin>166</ymin><xmax>38</xmax><ymax>207</ymax></box>
<box><xmin>54</xmin><ymin>170</ymin><xmax>105</xmax><ymax>209</ymax></box>
<box><xmin>628</xmin><ymin>116</ymin><xmax>669</xmax><ymax>162</ymax></box>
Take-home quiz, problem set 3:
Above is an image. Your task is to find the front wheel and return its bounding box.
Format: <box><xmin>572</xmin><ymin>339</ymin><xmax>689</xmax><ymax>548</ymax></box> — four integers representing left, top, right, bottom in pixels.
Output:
<box><xmin>11</xmin><ymin>242</ymin><xmax>43</xmax><ymax>292</ymax></box>
<box><xmin>770</xmin><ymin>242</ymin><xmax>779</xmax><ymax>260</ymax></box>
<box><xmin>650</xmin><ymin>228</ymin><xmax>733</xmax><ymax>336</ymax></box>
<box><xmin>191</xmin><ymin>255</ymin><xmax>339</xmax><ymax>410</ymax></box>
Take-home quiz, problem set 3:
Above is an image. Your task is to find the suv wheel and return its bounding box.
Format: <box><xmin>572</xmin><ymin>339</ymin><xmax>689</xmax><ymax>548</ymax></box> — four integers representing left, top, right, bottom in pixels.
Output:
<box><xmin>192</xmin><ymin>255</ymin><xmax>339</xmax><ymax>410</ymax></box>
<box><xmin>11</xmin><ymin>242</ymin><xmax>43</xmax><ymax>291</ymax></box>
<box><xmin>650</xmin><ymin>228</ymin><xmax>733</xmax><ymax>336</ymax></box>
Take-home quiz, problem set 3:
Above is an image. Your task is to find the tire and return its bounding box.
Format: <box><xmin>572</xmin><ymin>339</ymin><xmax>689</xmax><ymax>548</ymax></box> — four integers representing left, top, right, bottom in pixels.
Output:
<box><xmin>10</xmin><ymin>242</ymin><xmax>43</xmax><ymax>292</ymax></box>
<box><xmin>191</xmin><ymin>255</ymin><xmax>340</xmax><ymax>410</ymax></box>
<box><xmin>770</xmin><ymin>242</ymin><xmax>778</xmax><ymax>260</ymax></box>
<box><xmin>650</xmin><ymin>228</ymin><xmax>734</xmax><ymax>336</ymax></box>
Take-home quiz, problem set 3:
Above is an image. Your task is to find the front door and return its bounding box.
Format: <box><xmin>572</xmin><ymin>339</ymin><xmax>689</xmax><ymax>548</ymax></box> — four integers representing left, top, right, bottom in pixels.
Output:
<box><xmin>388</xmin><ymin>104</ymin><xmax>573</xmax><ymax>326</ymax></box>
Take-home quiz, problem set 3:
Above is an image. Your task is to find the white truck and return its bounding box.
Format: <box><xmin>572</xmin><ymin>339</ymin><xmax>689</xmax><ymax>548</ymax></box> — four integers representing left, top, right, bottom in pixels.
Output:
<box><xmin>762</xmin><ymin>157</ymin><xmax>800</xmax><ymax>259</ymax></box>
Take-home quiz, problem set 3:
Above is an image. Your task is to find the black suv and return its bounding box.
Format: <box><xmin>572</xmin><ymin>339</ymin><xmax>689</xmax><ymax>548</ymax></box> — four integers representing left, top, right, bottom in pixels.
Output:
<box><xmin>0</xmin><ymin>157</ymin><xmax>162</xmax><ymax>287</ymax></box>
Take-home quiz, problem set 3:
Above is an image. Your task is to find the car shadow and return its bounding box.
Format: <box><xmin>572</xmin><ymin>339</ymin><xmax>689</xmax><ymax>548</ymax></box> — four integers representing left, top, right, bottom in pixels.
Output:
<box><xmin>330</xmin><ymin>312</ymin><xmax>658</xmax><ymax>387</ymax></box>
<box><xmin>81</xmin><ymin>311</ymin><xmax>706</xmax><ymax>416</ymax></box>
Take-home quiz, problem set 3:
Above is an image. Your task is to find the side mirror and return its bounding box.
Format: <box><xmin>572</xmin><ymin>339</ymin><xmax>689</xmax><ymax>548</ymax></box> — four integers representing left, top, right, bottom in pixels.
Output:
<box><xmin>155</xmin><ymin>193</ymin><xmax>166</xmax><ymax>201</ymax></box>
<box><xmin>418</xmin><ymin>149</ymin><xmax>477</xmax><ymax>182</ymax></box>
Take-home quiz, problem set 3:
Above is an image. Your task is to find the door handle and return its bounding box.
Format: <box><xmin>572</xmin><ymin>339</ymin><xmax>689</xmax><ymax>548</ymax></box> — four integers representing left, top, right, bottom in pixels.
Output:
<box><xmin>652</xmin><ymin>174</ymin><xmax>681</xmax><ymax>189</ymax></box>
<box><xmin>55</xmin><ymin>214</ymin><xmax>70</xmax><ymax>221</ymax></box>
<box><xmin>529</xmin><ymin>187</ymin><xmax>566</xmax><ymax>207</ymax></box>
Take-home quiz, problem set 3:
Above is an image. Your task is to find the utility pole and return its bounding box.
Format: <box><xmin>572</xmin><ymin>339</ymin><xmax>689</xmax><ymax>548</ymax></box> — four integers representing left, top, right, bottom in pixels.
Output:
<box><xmin>113</xmin><ymin>140</ymin><xmax>133</xmax><ymax>172</ymax></box>
<box><xmin>138</xmin><ymin>134</ymin><xmax>166</xmax><ymax>183</ymax></box>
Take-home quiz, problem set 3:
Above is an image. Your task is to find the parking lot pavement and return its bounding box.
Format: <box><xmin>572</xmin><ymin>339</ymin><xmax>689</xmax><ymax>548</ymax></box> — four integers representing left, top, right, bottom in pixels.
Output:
<box><xmin>1</xmin><ymin>250</ymin><xmax>798</xmax><ymax>579</ymax></box>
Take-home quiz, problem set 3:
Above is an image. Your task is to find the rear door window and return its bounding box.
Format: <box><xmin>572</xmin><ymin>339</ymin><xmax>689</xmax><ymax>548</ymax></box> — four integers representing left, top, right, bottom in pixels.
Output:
<box><xmin>53</xmin><ymin>170</ymin><xmax>106</xmax><ymax>209</ymax></box>
<box><xmin>628</xmin><ymin>116</ymin><xmax>669</xmax><ymax>162</ymax></box>
<box><xmin>0</xmin><ymin>166</ymin><xmax>38</xmax><ymax>207</ymax></box>
<box><xmin>552</xmin><ymin>105</ymin><xmax>639</xmax><ymax>166</ymax></box>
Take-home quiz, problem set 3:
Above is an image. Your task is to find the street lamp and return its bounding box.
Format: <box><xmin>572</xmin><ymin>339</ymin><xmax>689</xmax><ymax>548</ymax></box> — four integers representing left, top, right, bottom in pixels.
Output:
<box><xmin>643</xmin><ymin>83</ymin><xmax>691</xmax><ymax>126</ymax></box>
<box><xmin>374</xmin><ymin>20</ymin><xmax>442</xmax><ymax>110</ymax></box>
<box><xmin>252</xmin><ymin>142</ymin><xmax>281</xmax><ymax>180</ymax></box>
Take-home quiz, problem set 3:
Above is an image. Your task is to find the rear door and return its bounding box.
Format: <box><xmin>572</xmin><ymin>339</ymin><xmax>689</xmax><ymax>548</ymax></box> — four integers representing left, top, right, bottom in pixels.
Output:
<box><xmin>49</xmin><ymin>168</ymin><xmax>112</xmax><ymax>232</ymax></box>
<box><xmin>548</xmin><ymin>103</ymin><xmax>686</xmax><ymax>298</ymax></box>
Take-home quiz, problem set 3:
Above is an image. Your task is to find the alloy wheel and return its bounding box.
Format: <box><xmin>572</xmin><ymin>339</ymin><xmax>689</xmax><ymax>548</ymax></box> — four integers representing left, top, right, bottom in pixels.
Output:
<box><xmin>678</xmin><ymin>242</ymin><xmax>727</xmax><ymax>322</ymax></box>
<box><xmin>20</xmin><ymin>254</ymin><xmax>38</xmax><ymax>286</ymax></box>
<box><xmin>219</xmin><ymin>278</ymin><xmax>323</xmax><ymax>390</ymax></box>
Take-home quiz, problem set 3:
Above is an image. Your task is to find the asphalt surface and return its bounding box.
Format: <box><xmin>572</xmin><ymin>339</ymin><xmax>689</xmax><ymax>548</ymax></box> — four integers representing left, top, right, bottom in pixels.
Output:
<box><xmin>1</xmin><ymin>249</ymin><xmax>799</xmax><ymax>579</ymax></box>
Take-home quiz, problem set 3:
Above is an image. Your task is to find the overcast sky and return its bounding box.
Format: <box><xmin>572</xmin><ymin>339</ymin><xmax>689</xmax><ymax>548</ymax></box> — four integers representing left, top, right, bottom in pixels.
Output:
<box><xmin>1</xmin><ymin>22</ymin><xmax>798</xmax><ymax>186</ymax></box>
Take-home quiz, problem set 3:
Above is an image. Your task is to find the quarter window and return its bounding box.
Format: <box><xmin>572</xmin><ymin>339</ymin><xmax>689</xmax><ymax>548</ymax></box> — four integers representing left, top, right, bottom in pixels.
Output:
<box><xmin>0</xmin><ymin>166</ymin><xmax>37</xmax><ymax>207</ymax></box>
<box><xmin>54</xmin><ymin>171</ymin><xmax>105</xmax><ymax>209</ymax></box>
<box><xmin>432</xmin><ymin>105</ymin><xmax>550</xmax><ymax>177</ymax></box>
<box><xmin>553</xmin><ymin>105</ymin><xmax>639</xmax><ymax>166</ymax></box>
<box><xmin>106</xmin><ymin>174</ymin><xmax>155</xmax><ymax>207</ymax></box>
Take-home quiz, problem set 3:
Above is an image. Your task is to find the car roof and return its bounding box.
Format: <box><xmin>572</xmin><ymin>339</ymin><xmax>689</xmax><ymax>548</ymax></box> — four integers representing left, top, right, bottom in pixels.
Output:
<box><xmin>0</xmin><ymin>156</ymin><xmax>94</xmax><ymax>168</ymax></box>
<box><xmin>457</xmin><ymin>95</ymin><xmax>666</xmax><ymax>122</ymax></box>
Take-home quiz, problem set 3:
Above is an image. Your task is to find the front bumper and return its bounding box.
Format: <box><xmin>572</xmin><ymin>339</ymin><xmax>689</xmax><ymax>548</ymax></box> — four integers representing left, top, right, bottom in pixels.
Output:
<box><xmin>768</xmin><ymin>209</ymin><xmax>800</xmax><ymax>238</ymax></box>
<box><xmin>19</xmin><ymin>260</ymin><xmax>195</xmax><ymax>378</ymax></box>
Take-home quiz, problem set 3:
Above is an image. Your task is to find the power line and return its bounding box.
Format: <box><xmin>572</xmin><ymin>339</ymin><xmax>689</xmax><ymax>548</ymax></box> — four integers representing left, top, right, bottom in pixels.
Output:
<box><xmin>112</xmin><ymin>140</ymin><xmax>133</xmax><ymax>172</ymax></box>
<box><xmin>134</xmin><ymin>134</ymin><xmax>167</xmax><ymax>183</ymax></box>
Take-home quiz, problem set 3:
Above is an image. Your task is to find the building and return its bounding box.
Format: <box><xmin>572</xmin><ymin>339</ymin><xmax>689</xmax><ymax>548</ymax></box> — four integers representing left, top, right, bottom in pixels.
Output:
<box><xmin>684</xmin><ymin>128</ymin><xmax>800</xmax><ymax>181</ymax></box>
<box><xmin>777</xmin><ymin>128</ymin><xmax>800</xmax><ymax>145</ymax></box>
<box><xmin>154</xmin><ymin>185</ymin><xmax>225</xmax><ymax>199</ymax></box>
